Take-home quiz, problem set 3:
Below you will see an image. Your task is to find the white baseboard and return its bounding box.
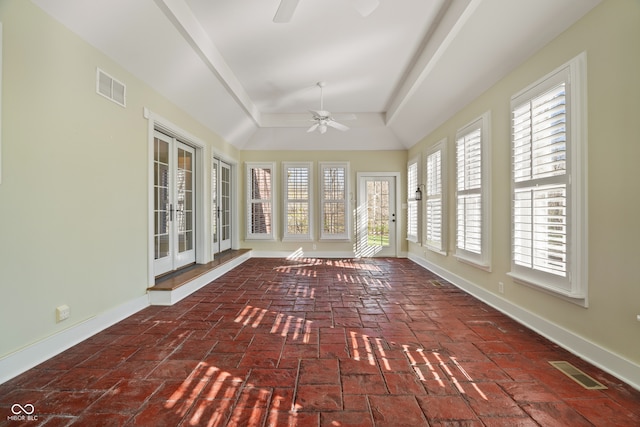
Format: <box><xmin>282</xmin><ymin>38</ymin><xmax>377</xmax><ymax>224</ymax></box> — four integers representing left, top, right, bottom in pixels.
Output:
<box><xmin>408</xmin><ymin>253</ymin><xmax>640</xmax><ymax>391</ymax></box>
<box><xmin>148</xmin><ymin>250</ymin><xmax>252</xmax><ymax>306</ymax></box>
<box><xmin>0</xmin><ymin>294</ymin><xmax>149</xmax><ymax>385</ymax></box>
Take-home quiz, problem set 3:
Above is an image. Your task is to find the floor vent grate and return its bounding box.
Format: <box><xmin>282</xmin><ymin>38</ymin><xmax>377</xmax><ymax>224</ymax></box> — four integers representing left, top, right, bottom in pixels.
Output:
<box><xmin>549</xmin><ymin>361</ymin><xmax>607</xmax><ymax>390</ymax></box>
<box><xmin>429</xmin><ymin>279</ymin><xmax>443</xmax><ymax>286</ymax></box>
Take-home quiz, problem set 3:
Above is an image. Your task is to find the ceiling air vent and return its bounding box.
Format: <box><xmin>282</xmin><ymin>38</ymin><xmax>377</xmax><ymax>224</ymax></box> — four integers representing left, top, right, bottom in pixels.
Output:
<box><xmin>549</xmin><ymin>361</ymin><xmax>607</xmax><ymax>390</ymax></box>
<box><xmin>96</xmin><ymin>68</ymin><xmax>126</xmax><ymax>107</ymax></box>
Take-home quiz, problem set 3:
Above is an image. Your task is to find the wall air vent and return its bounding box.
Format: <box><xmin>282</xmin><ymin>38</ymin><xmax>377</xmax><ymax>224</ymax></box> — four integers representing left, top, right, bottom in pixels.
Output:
<box><xmin>96</xmin><ymin>68</ymin><xmax>126</xmax><ymax>107</ymax></box>
<box><xmin>549</xmin><ymin>361</ymin><xmax>607</xmax><ymax>390</ymax></box>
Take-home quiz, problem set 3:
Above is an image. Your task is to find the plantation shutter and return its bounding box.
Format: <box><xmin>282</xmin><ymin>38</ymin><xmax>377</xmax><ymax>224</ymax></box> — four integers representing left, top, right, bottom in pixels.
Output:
<box><xmin>512</xmin><ymin>83</ymin><xmax>568</xmax><ymax>278</ymax></box>
<box><xmin>247</xmin><ymin>163</ymin><xmax>274</xmax><ymax>239</ymax></box>
<box><xmin>407</xmin><ymin>161</ymin><xmax>418</xmax><ymax>242</ymax></box>
<box><xmin>456</xmin><ymin>128</ymin><xmax>482</xmax><ymax>255</ymax></box>
<box><xmin>426</xmin><ymin>149</ymin><xmax>442</xmax><ymax>251</ymax></box>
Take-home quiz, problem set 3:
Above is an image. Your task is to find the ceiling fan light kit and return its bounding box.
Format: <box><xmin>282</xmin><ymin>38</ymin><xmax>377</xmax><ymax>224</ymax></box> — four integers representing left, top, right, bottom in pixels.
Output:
<box><xmin>307</xmin><ymin>82</ymin><xmax>350</xmax><ymax>134</ymax></box>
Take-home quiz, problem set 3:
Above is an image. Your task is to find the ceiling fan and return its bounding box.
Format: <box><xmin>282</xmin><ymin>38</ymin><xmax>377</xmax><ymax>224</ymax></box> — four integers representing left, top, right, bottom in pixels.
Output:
<box><xmin>274</xmin><ymin>0</ymin><xmax>380</xmax><ymax>23</ymax></box>
<box><xmin>307</xmin><ymin>82</ymin><xmax>350</xmax><ymax>134</ymax></box>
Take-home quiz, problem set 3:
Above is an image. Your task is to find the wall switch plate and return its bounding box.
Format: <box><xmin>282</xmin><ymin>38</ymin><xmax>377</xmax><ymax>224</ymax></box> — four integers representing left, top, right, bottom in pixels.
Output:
<box><xmin>56</xmin><ymin>305</ymin><xmax>70</xmax><ymax>322</ymax></box>
<box><xmin>498</xmin><ymin>282</ymin><xmax>505</xmax><ymax>294</ymax></box>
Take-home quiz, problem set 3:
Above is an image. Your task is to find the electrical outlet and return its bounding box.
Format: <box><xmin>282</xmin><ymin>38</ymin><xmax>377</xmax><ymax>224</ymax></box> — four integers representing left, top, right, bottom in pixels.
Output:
<box><xmin>498</xmin><ymin>282</ymin><xmax>505</xmax><ymax>294</ymax></box>
<box><xmin>312</xmin><ymin>244</ymin><xmax>317</xmax><ymax>250</ymax></box>
<box><xmin>56</xmin><ymin>305</ymin><xmax>70</xmax><ymax>322</ymax></box>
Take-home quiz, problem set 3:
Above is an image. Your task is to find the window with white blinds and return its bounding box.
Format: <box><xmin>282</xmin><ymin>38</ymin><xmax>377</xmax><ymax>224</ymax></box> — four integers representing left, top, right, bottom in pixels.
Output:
<box><xmin>509</xmin><ymin>53</ymin><xmax>587</xmax><ymax>301</ymax></box>
<box><xmin>407</xmin><ymin>158</ymin><xmax>419</xmax><ymax>243</ymax></box>
<box><xmin>320</xmin><ymin>162</ymin><xmax>349</xmax><ymax>240</ymax></box>
<box><xmin>455</xmin><ymin>113</ymin><xmax>491</xmax><ymax>269</ymax></box>
<box><xmin>283</xmin><ymin>162</ymin><xmax>312</xmax><ymax>241</ymax></box>
<box><xmin>246</xmin><ymin>162</ymin><xmax>275</xmax><ymax>240</ymax></box>
<box><xmin>426</xmin><ymin>139</ymin><xmax>446</xmax><ymax>254</ymax></box>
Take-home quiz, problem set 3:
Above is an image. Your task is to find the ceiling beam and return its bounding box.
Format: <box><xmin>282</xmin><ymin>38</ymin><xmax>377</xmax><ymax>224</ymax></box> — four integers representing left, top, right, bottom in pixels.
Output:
<box><xmin>385</xmin><ymin>0</ymin><xmax>479</xmax><ymax>126</ymax></box>
<box><xmin>153</xmin><ymin>0</ymin><xmax>261</xmax><ymax>126</ymax></box>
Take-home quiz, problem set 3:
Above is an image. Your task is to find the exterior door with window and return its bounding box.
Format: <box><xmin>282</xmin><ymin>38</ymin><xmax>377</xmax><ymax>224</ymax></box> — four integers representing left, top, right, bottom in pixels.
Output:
<box><xmin>358</xmin><ymin>176</ymin><xmax>397</xmax><ymax>257</ymax></box>
<box><xmin>153</xmin><ymin>131</ymin><xmax>196</xmax><ymax>276</ymax></box>
<box><xmin>212</xmin><ymin>158</ymin><xmax>232</xmax><ymax>254</ymax></box>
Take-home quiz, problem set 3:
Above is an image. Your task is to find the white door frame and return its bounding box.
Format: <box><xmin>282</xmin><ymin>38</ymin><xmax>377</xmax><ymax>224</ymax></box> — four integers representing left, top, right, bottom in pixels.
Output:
<box><xmin>145</xmin><ymin>108</ymin><xmax>206</xmax><ymax>286</ymax></box>
<box><xmin>212</xmin><ymin>157</ymin><xmax>233</xmax><ymax>255</ymax></box>
<box><xmin>356</xmin><ymin>172</ymin><xmax>401</xmax><ymax>257</ymax></box>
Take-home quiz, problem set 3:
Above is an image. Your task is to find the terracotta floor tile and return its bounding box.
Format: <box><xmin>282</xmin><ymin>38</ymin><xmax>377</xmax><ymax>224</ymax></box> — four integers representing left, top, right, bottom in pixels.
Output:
<box><xmin>462</xmin><ymin>382</ymin><xmax>526</xmax><ymax>418</ymax></box>
<box><xmin>499</xmin><ymin>381</ymin><xmax>561</xmax><ymax>403</ymax></box>
<box><xmin>383</xmin><ymin>372</ymin><xmax>427</xmax><ymax>395</ymax></box>
<box><xmin>2</xmin><ymin>258</ymin><xmax>638</xmax><ymax>426</ymax></box>
<box><xmin>321</xmin><ymin>410</ymin><xmax>373</xmax><ymax>427</ymax></box>
<box><xmin>415</xmin><ymin>395</ymin><xmax>478</xmax><ymax>421</ymax></box>
<box><xmin>247</xmin><ymin>368</ymin><xmax>297</xmax><ymax>388</ymax></box>
<box><xmin>299</xmin><ymin>358</ymin><xmax>340</xmax><ymax>384</ymax></box>
<box><xmin>567</xmin><ymin>397</ymin><xmax>640</xmax><ymax>426</ymax></box>
<box><xmin>295</xmin><ymin>384</ymin><xmax>342</xmax><ymax>411</ymax></box>
<box><xmin>368</xmin><ymin>395</ymin><xmax>427</xmax><ymax>426</ymax></box>
<box><xmin>521</xmin><ymin>401</ymin><xmax>593</xmax><ymax>427</ymax></box>
<box><xmin>341</xmin><ymin>373</ymin><xmax>388</xmax><ymax>395</ymax></box>
<box><xmin>479</xmin><ymin>416</ymin><xmax>540</xmax><ymax>426</ymax></box>
<box><xmin>86</xmin><ymin>379</ymin><xmax>164</xmax><ymax>414</ymax></box>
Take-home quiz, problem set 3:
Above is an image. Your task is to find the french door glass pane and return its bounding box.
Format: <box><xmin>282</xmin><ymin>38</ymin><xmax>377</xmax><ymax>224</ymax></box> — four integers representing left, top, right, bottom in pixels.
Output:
<box><xmin>366</xmin><ymin>180</ymin><xmax>390</xmax><ymax>247</ymax></box>
<box><xmin>154</xmin><ymin>137</ymin><xmax>170</xmax><ymax>260</ymax></box>
<box><xmin>177</xmin><ymin>147</ymin><xmax>194</xmax><ymax>254</ymax></box>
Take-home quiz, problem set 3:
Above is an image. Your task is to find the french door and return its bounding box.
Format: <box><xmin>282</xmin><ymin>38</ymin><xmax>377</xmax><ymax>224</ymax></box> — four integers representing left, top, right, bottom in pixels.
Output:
<box><xmin>153</xmin><ymin>131</ymin><xmax>196</xmax><ymax>276</ymax></box>
<box><xmin>212</xmin><ymin>158</ymin><xmax>232</xmax><ymax>254</ymax></box>
<box><xmin>357</xmin><ymin>175</ymin><xmax>397</xmax><ymax>257</ymax></box>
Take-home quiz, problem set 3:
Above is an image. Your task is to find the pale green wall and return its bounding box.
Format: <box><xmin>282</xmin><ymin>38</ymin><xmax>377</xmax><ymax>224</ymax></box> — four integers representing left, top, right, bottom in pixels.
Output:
<box><xmin>240</xmin><ymin>150</ymin><xmax>408</xmax><ymax>255</ymax></box>
<box><xmin>0</xmin><ymin>0</ymin><xmax>238</xmax><ymax>357</ymax></box>
<box><xmin>407</xmin><ymin>0</ymin><xmax>640</xmax><ymax>365</ymax></box>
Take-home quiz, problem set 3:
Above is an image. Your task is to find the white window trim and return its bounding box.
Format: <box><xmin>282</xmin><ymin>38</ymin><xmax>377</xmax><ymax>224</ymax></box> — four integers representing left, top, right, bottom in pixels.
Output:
<box><xmin>282</xmin><ymin>161</ymin><xmax>313</xmax><ymax>242</ymax></box>
<box><xmin>246</xmin><ymin>162</ymin><xmax>276</xmax><ymax>241</ymax></box>
<box><xmin>425</xmin><ymin>138</ymin><xmax>448</xmax><ymax>255</ymax></box>
<box><xmin>319</xmin><ymin>161</ymin><xmax>350</xmax><ymax>241</ymax></box>
<box><xmin>455</xmin><ymin>111</ymin><xmax>491</xmax><ymax>271</ymax></box>
<box><xmin>407</xmin><ymin>156</ymin><xmax>420</xmax><ymax>243</ymax></box>
<box><xmin>508</xmin><ymin>52</ymin><xmax>588</xmax><ymax>306</ymax></box>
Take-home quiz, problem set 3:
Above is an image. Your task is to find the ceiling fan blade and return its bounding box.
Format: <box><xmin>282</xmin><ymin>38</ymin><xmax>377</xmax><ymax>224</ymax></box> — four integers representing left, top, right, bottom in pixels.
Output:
<box><xmin>351</xmin><ymin>0</ymin><xmax>380</xmax><ymax>17</ymax></box>
<box><xmin>327</xmin><ymin>120</ymin><xmax>350</xmax><ymax>132</ymax></box>
<box><xmin>307</xmin><ymin>123</ymin><xmax>319</xmax><ymax>133</ymax></box>
<box><xmin>273</xmin><ymin>0</ymin><xmax>300</xmax><ymax>23</ymax></box>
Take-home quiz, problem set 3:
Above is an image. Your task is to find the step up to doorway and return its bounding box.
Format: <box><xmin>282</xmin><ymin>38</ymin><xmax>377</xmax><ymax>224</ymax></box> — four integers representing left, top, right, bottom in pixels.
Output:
<box><xmin>148</xmin><ymin>249</ymin><xmax>252</xmax><ymax>306</ymax></box>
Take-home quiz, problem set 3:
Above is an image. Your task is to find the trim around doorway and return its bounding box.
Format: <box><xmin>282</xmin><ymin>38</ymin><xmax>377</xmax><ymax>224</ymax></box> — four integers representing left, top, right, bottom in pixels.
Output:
<box><xmin>144</xmin><ymin>108</ymin><xmax>206</xmax><ymax>287</ymax></box>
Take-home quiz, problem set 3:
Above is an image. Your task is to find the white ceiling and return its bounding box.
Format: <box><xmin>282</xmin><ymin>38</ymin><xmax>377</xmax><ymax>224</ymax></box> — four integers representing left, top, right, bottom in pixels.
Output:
<box><xmin>31</xmin><ymin>0</ymin><xmax>601</xmax><ymax>151</ymax></box>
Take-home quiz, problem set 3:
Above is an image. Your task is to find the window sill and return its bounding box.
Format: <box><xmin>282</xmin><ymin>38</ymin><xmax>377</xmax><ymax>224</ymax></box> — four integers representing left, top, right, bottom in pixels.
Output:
<box><xmin>425</xmin><ymin>245</ymin><xmax>447</xmax><ymax>257</ymax></box>
<box><xmin>245</xmin><ymin>236</ymin><xmax>276</xmax><ymax>241</ymax></box>
<box><xmin>454</xmin><ymin>254</ymin><xmax>491</xmax><ymax>272</ymax></box>
<box><xmin>507</xmin><ymin>272</ymin><xmax>587</xmax><ymax>307</ymax></box>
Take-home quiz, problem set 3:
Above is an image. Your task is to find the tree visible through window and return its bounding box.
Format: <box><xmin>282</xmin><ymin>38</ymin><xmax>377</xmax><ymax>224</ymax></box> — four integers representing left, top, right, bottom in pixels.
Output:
<box><xmin>320</xmin><ymin>162</ymin><xmax>349</xmax><ymax>240</ymax></box>
<box><xmin>284</xmin><ymin>162</ymin><xmax>312</xmax><ymax>240</ymax></box>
